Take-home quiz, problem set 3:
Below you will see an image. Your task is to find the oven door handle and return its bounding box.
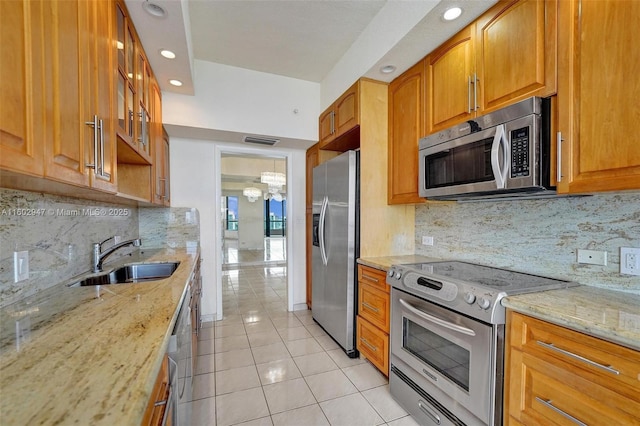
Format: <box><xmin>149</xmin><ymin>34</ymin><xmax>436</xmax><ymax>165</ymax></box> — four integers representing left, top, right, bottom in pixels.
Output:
<box><xmin>490</xmin><ymin>124</ymin><xmax>509</xmax><ymax>189</ymax></box>
<box><xmin>399</xmin><ymin>298</ymin><xmax>476</xmax><ymax>336</ymax></box>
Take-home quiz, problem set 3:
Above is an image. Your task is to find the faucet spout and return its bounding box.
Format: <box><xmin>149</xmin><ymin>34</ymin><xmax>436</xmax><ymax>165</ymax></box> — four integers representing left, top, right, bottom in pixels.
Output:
<box><xmin>92</xmin><ymin>238</ymin><xmax>141</xmax><ymax>272</ymax></box>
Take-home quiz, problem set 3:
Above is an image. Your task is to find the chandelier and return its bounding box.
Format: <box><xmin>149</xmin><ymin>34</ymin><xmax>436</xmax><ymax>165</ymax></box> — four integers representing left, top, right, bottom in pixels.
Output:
<box><xmin>242</xmin><ymin>187</ymin><xmax>262</xmax><ymax>202</ymax></box>
<box><xmin>260</xmin><ymin>171</ymin><xmax>286</xmax><ymax>187</ymax></box>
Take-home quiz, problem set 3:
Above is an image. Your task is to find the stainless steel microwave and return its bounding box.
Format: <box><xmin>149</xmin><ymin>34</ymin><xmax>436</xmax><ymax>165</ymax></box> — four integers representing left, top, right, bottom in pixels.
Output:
<box><xmin>419</xmin><ymin>97</ymin><xmax>554</xmax><ymax>201</ymax></box>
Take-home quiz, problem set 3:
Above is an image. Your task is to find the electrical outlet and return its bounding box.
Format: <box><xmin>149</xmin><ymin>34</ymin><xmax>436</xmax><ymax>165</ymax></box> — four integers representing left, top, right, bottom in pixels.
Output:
<box><xmin>576</xmin><ymin>249</ymin><xmax>607</xmax><ymax>266</ymax></box>
<box><xmin>13</xmin><ymin>251</ymin><xmax>29</xmax><ymax>283</ymax></box>
<box><xmin>620</xmin><ymin>247</ymin><xmax>640</xmax><ymax>276</ymax></box>
<box><xmin>422</xmin><ymin>236</ymin><xmax>434</xmax><ymax>246</ymax></box>
<box><xmin>113</xmin><ymin>235</ymin><xmax>121</xmax><ymax>244</ymax></box>
<box><xmin>15</xmin><ymin>317</ymin><xmax>31</xmax><ymax>352</ymax></box>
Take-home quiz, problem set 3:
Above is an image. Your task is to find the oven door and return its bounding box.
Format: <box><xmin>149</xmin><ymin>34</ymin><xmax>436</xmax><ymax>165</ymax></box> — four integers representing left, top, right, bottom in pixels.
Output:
<box><xmin>391</xmin><ymin>288</ymin><xmax>497</xmax><ymax>425</ymax></box>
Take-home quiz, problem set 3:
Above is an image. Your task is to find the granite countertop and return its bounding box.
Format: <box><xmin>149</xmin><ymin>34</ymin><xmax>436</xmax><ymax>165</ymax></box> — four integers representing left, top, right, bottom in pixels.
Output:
<box><xmin>0</xmin><ymin>247</ymin><xmax>199</xmax><ymax>425</ymax></box>
<box><xmin>503</xmin><ymin>286</ymin><xmax>640</xmax><ymax>351</ymax></box>
<box><xmin>357</xmin><ymin>255</ymin><xmax>441</xmax><ymax>271</ymax></box>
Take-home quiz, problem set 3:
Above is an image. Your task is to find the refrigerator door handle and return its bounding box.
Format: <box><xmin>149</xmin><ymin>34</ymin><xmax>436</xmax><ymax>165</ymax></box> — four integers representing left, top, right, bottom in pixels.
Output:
<box><xmin>319</xmin><ymin>196</ymin><xmax>329</xmax><ymax>265</ymax></box>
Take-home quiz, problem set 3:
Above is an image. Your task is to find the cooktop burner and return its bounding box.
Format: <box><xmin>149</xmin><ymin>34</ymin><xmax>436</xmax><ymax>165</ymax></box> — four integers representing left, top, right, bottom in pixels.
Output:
<box><xmin>388</xmin><ymin>260</ymin><xmax>579</xmax><ymax>324</ymax></box>
<box><xmin>403</xmin><ymin>261</ymin><xmax>574</xmax><ymax>292</ymax></box>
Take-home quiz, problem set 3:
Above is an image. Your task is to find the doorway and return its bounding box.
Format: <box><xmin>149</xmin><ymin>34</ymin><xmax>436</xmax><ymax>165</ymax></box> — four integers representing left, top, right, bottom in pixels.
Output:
<box><xmin>216</xmin><ymin>148</ymin><xmax>293</xmax><ymax>319</ymax></box>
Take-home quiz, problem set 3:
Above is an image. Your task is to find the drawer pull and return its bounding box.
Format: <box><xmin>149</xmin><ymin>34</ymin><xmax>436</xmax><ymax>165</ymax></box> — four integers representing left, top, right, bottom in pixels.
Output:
<box><xmin>362</xmin><ymin>273</ymin><xmax>380</xmax><ymax>283</ymax></box>
<box><xmin>361</xmin><ymin>302</ymin><xmax>379</xmax><ymax>313</ymax></box>
<box><xmin>360</xmin><ymin>337</ymin><xmax>378</xmax><ymax>352</ymax></box>
<box><xmin>536</xmin><ymin>341</ymin><xmax>620</xmax><ymax>375</ymax></box>
<box><xmin>535</xmin><ymin>397</ymin><xmax>587</xmax><ymax>426</ymax></box>
<box><xmin>418</xmin><ymin>400</ymin><xmax>441</xmax><ymax>425</ymax></box>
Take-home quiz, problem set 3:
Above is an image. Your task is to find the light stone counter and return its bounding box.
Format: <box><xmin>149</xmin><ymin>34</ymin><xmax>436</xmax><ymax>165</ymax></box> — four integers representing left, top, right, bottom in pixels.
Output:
<box><xmin>0</xmin><ymin>247</ymin><xmax>199</xmax><ymax>425</ymax></box>
<box><xmin>357</xmin><ymin>255</ymin><xmax>441</xmax><ymax>272</ymax></box>
<box><xmin>503</xmin><ymin>286</ymin><xmax>640</xmax><ymax>351</ymax></box>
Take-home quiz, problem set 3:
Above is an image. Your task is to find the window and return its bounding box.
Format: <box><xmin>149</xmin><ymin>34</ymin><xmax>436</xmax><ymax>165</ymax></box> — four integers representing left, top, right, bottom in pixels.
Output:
<box><xmin>226</xmin><ymin>196</ymin><xmax>238</xmax><ymax>231</ymax></box>
<box><xmin>264</xmin><ymin>199</ymin><xmax>286</xmax><ymax>236</ymax></box>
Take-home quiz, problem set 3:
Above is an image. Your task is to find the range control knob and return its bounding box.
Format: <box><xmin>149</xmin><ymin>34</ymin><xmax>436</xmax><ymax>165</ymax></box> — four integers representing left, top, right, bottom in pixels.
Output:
<box><xmin>464</xmin><ymin>292</ymin><xmax>476</xmax><ymax>304</ymax></box>
<box><xmin>477</xmin><ymin>297</ymin><xmax>492</xmax><ymax>310</ymax></box>
<box><xmin>395</xmin><ymin>271</ymin><xmax>402</xmax><ymax>280</ymax></box>
<box><xmin>387</xmin><ymin>269</ymin><xmax>395</xmax><ymax>277</ymax></box>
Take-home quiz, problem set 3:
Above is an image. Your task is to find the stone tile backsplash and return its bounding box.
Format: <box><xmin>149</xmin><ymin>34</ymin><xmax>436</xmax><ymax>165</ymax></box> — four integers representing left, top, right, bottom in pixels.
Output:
<box><xmin>0</xmin><ymin>189</ymin><xmax>140</xmax><ymax>307</ymax></box>
<box><xmin>0</xmin><ymin>189</ymin><xmax>201</xmax><ymax>308</ymax></box>
<box><xmin>415</xmin><ymin>192</ymin><xmax>640</xmax><ymax>293</ymax></box>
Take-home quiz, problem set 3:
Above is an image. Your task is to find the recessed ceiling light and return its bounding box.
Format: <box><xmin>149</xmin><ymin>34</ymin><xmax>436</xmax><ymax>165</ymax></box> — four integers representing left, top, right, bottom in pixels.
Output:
<box><xmin>142</xmin><ymin>1</ymin><xmax>167</xmax><ymax>18</ymax></box>
<box><xmin>380</xmin><ymin>65</ymin><xmax>397</xmax><ymax>74</ymax></box>
<box><xmin>443</xmin><ymin>7</ymin><xmax>462</xmax><ymax>21</ymax></box>
<box><xmin>169</xmin><ymin>79</ymin><xmax>183</xmax><ymax>87</ymax></box>
<box><xmin>160</xmin><ymin>49</ymin><xmax>176</xmax><ymax>59</ymax></box>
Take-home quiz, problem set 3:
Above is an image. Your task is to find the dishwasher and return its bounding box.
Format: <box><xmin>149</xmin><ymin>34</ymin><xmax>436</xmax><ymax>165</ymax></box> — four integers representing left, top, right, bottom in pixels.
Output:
<box><xmin>167</xmin><ymin>287</ymin><xmax>193</xmax><ymax>425</ymax></box>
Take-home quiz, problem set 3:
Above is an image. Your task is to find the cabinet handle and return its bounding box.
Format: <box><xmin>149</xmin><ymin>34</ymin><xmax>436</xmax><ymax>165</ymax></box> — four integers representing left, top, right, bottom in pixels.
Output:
<box><xmin>361</xmin><ymin>273</ymin><xmax>379</xmax><ymax>283</ymax></box>
<box><xmin>85</xmin><ymin>115</ymin><xmax>98</xmax><ymax>171</ymax></box>
<box><xmin>536</xmin><ymin>341</ymin><xmax>619</xmax><ymax>375</ymax></box>
<box><xmin>473</xmin><ymin>73</ymin><xmax>478</xmax><ymax>111</ymax></box>
<box><xmin>138</xmin><ymin>109</ymin><xmax>147</xmax><ymax>146</ymax></box>
<box><xmin>361</xmin><ymin>302</ymin><xmax>379</xmax><ymax>313</ymax></box>
<box><xmin>97</xmin><ymin>118</ymin><xmax>110</xmax><ymax>180</ymax></box>
<box><xmin>467</xmin><ymin>75</ymin><xmax>472</xmax><ymax>114</ymax></box>
<box><xmin>128</xmin><ymin>109</ymin><xmax>134</xmax><ymax>138</ymax></box>
<box><xmin>535</xmin><ymin>397</ymin><xmax>587</xmax><ymax>426</ymax></box>
<box><xmin>556</xmin><ymin>132</ymin><xmax>563</xmax><ymax>183</ymax></box>
<box><xmin>330</xmin><ymin>111</ymin><xmax>335</xmax><ymax>135</ymax></box>
<box><xmin>359</xmin><ymin>337</ymin><xmax>378</xmax><ymax>352</ymax></box>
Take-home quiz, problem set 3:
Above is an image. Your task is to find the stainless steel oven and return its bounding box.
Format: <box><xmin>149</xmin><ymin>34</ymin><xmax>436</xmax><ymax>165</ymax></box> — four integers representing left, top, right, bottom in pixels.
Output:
<box><xmin>387</xmin><ymin>261</ymin><xmax>578</xmax><ymax>426</ymax></box>
<box><xmin>391</xmin><ymin>288</ymin><xmax>501</xmax><ymax>425</ymax></box>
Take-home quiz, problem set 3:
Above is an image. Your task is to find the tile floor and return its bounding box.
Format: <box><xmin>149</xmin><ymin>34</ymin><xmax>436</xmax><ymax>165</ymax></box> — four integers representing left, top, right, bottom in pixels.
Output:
<box><xmin>222</xmin><ymin>237</ymin><xmax>287</xmax><ymax>266</ymax></box>
<box><xmin>190</xmin><ymin>264</ymin><xmax>419</xmax><ymax>426</ymax></box>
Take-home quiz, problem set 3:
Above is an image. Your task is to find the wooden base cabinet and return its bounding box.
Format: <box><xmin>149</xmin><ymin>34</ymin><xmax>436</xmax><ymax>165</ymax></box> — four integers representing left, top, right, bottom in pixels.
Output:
<box><xmin>504</xmin><ymin>311</ymin><xmax>640</xmax><ymax>425</ymax></box>
<box><xmin>142</xmin><ymin>355</ymin><xmax>172</xmax><ymax>426</ymax></box>
<box><xmin>356</xmin><ymin>265</ymin><xmax>390</xmax><ymax>376</ymax></box>
<box><xmin>556</xmin><ymin>0</ymin><xmax>640</xmax><ymax>194</ymax></box>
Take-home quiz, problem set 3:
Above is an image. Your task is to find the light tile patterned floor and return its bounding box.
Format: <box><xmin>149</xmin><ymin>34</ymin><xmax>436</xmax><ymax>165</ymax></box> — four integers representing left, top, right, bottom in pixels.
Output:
<box><xmin>190</xmin><ymin>264</ymin><xmax>419</xmax><ymax>426</ymax></box>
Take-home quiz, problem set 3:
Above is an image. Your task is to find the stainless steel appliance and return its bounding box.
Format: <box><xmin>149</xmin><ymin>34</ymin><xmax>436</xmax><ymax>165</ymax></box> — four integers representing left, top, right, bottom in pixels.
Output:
<box><xmin>167</xmin><ymin>289</ymin><xmax>193</xmax><ymax>425</ymax></box>
<box><xmin>387</xmin><ymin>261</ymin><xmax>578</xmax><ymax>425</ymax></box>
<box><xmin>312</xmin><ymin>150</ymin><xmax>359</xmax><ymax>357</ymax></box>
<box><xmin>419</xmin><ymin>97</ymin><xmax>554</xmax><ymax>200</ymax></box>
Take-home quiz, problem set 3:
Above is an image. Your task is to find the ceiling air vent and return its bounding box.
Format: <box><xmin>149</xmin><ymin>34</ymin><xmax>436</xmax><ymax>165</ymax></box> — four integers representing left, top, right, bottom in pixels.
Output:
<box><xmin>243</xmin><ymin>136</ymin><xmax>280</xmax><ymax>146</ymax></box>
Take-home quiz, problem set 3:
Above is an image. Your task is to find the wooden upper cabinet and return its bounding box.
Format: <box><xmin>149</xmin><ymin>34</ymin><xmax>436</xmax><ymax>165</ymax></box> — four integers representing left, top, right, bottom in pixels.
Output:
<box><xmin>388</xmin><ymin>59</ymin><xmax>425</xmax><ymax>204</ymax></box>
<box><xmin>425</xmin><ymin>24</ymin><xmax>476</xmax><ymax>134</ymax></box>
<box><xmin>425</xmin><ymin>0</ymin><xmax>557</xmax><ymax>135</ymax></box>
<box><xmin>475</xmin><ymin>0</ymin><xmax>557</xmax><ymax>113</ymax></box>
<box><xmin>0</xmin><ymin>0</ymin><xmax>45</xmax><ymax>177</ymax></box>
<box><xmin>318</xmin><ymin>81</ymin><xmax>360</xmax><ymax>151</ymax></box>
<box><xmin>556</xmin><ymin>0</ymin><xmax>640</xmax><ymax>193</ymax></box>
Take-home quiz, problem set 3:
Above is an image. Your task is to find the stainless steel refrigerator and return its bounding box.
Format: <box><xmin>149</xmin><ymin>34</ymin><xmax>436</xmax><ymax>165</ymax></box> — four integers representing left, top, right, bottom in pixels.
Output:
<box><xmin>311</xmin><ymin>150</ymin><xmax>359</xmax><ymax>357</ymax></box>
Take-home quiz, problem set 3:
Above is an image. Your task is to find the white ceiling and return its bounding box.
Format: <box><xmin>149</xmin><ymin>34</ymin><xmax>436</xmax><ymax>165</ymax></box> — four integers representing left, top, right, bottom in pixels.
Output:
<box><xmin>125</xmin><ymin>0</ymin><xmax>498</xmax><ymax>96</ymax></box>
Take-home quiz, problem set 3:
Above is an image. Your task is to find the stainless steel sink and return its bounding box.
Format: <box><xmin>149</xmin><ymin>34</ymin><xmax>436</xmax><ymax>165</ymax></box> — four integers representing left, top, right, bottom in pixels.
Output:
<box><xmin>71</xmin><ymin>262</ymin><xmax>180</xmax><ymax>286</ymax></box>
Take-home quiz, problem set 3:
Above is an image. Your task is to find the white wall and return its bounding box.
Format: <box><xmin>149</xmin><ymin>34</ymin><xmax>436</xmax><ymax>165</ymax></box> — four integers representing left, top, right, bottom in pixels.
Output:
<box><xmin>163</xmin><ymin>60</ymin><xmax>320</xmax><ymax>142</ymax></box>
<box><xmin>237</xmin><ymin>194</ymin><xmax>264</xmax><ymax>250</ymax></box>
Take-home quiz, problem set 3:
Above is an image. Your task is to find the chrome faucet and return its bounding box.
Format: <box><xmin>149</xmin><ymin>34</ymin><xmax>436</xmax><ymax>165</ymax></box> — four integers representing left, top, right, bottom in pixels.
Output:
<box><xmin>92</xmin><ymin>237</ymin><xmax>142</xmax><ymax>272</ymax></box>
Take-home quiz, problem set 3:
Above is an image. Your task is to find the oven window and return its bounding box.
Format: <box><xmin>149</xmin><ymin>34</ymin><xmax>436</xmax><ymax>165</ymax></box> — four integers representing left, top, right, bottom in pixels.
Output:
<box><xmin>403</xmin><ymin>317</ymin><xmax>470</xmax><ymax>391</ymax></box>
<box><xmin>425</xmin><ymin>137</ymin><xmax>494</xmax><ymax>189</ymax></box>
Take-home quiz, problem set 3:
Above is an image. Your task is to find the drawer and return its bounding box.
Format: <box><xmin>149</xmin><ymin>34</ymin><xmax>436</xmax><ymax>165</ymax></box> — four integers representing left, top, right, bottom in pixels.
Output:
<box><xmin>507</xmin><ymin>348</ymin><xmax>640</xmax><ymax>425</ymax></box>
<box><xmin>508</xmin><ymin>311</ymin><xmax>640</xmax><ymax>400</ymax></box>
<box><xmin>358</xmin><ymin>265</ymin><xmax>389</xmax><ymax>293</ymax></box>
<box><xmin>358</xmin><ymin>283</ymin><xmax>390</xmax><ymax>333</ymax></box>
<box><xmin>356</xmin><ymin>316</ymin><xmax>389</xmax><ymax>376</ymax></box>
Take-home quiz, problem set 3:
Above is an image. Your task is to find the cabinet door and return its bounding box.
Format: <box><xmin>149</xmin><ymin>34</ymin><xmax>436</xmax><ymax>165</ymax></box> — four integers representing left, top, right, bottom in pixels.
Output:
<box><xmin>89</xmin><ymin>0</ymin><xmax>117</xmax><ymax>192</ymax></box>
<box><xmin>388</xmin><ymin>60</ymin><xmax>425</xmax><ymax>204</ymax></box>
<box><xmin>42</xmin><ymin>0</ymin><xmax>90</xmax><ymax>187</ymax></box>
<box><xmin>0</xmin><ymin>0</ymin><xmax>45</xmax><ymax>176</ymax></box>
<box><xmin>152</xmin><ymin>83</ymin><xmax>164</xmax><ymax>205</ymax></box>
<box><xmin>425</xmin><ymin>24</ymin><xmax>476</xmax><ymax>134</ymax></box>
<box><xmin>557</xmin><ymin>0</ymin><xmax>640</xmax><ymax>193</ymax></box>
<box><xmin>318</xmin><ymin>108</ymin><xmax>335</xmax><ymax>146</ymax></box>
<box><xmin>335</xmin><ymin>81</ymin><xmax>359</xmax><ymax>137</ymax></box>
<box><xmin>476</xmin><ymin>0</ymin><xmax>557</xmax><ymax>114</ymax></box>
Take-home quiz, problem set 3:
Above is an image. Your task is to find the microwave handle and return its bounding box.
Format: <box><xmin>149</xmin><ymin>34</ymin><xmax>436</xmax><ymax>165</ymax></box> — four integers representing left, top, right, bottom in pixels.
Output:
<box><xmin>490</xmin><ymin>124</ymin><xmax>509</xmax><ymax>189</ymax></box>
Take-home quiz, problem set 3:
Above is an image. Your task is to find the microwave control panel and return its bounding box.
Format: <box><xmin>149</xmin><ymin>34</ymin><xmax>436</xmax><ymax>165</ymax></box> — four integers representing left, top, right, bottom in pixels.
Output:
<box><xmin>510</xmin><ymin>127</ymin><xmax>530</xmax><ymax>177</ymax></box>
